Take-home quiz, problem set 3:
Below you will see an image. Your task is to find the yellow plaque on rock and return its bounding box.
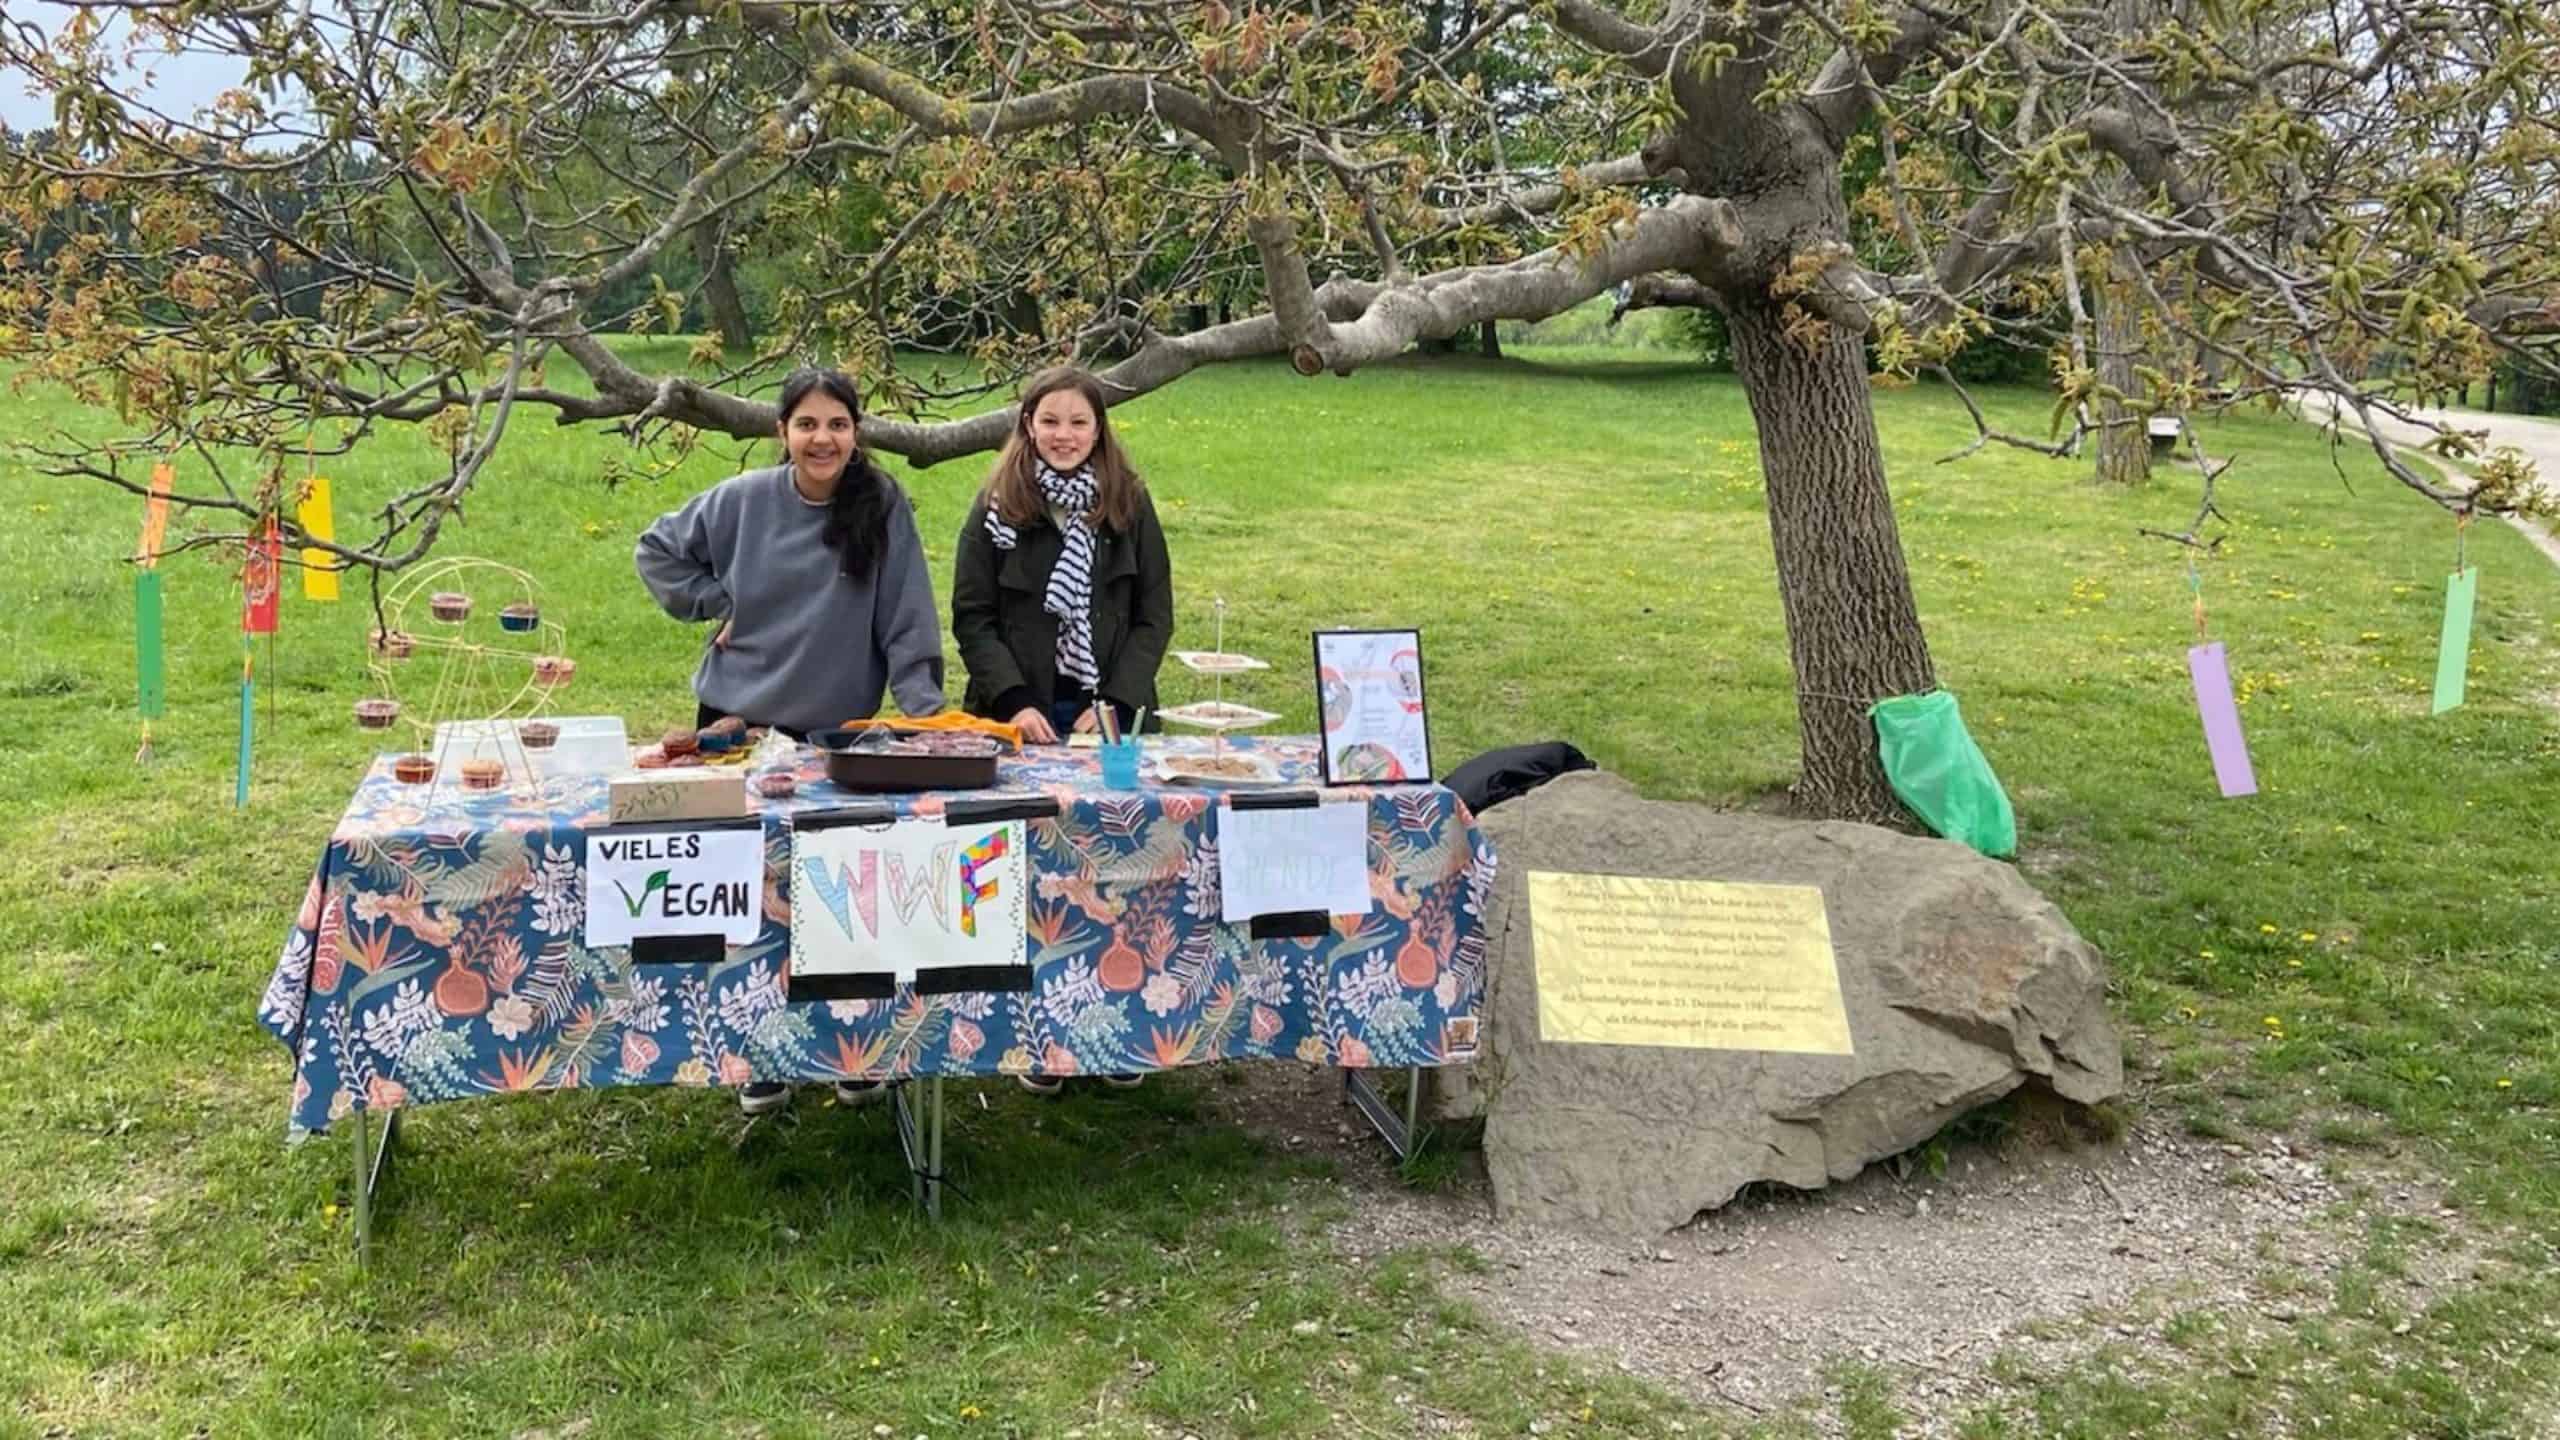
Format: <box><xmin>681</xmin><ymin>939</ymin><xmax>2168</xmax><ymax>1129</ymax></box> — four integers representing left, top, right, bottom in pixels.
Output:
<box><xmin>1527</xmin><ymin>871</ymin><xmax>1853</xmax><ymax>1055</ymax></box>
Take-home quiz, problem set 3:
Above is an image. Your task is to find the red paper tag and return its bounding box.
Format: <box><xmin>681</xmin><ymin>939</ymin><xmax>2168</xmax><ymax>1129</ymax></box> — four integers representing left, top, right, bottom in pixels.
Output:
<box><xmin>242</xmin><ymin>518</ymin><xmax>281</xmax><ymax>634</ymax></box>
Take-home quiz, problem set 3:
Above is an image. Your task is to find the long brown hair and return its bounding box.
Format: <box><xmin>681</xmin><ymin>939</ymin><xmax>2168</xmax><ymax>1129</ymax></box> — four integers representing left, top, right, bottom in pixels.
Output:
<box><xmin>980</xmin><ymin>366</ymin><xmax>1143</xmax><ymax>533</ymax></box>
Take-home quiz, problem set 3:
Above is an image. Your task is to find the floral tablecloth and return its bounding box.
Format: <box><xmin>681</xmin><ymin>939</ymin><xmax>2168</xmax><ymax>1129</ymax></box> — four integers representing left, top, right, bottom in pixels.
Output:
<box><xmin>260</xmin><ymin>735</ymin><xmax>1496</xmax><ymax>1139</ymax></box>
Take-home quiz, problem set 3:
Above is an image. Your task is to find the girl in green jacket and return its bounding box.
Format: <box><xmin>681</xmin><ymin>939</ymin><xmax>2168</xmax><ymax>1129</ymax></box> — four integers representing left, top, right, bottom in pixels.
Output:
<box><xmin>951</xmin><ymin>366</ymin><xmax>1174</xmax><ymax>745</ymax></box>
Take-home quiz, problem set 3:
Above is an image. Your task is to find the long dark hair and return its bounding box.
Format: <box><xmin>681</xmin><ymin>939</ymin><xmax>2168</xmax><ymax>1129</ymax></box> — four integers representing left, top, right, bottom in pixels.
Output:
<box><xmin>980</xmin><ymin>366</ymin><xmax>1143</xmax><ymax>533</ymax></box>
<box><xmin>777</xmin><ymin>367</ymin><xmax>895</xmax><ymax>584</ymax></box>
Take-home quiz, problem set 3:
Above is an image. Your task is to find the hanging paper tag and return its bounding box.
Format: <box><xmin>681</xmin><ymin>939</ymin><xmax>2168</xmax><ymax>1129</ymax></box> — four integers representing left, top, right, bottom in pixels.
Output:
<box><xmin>297</xmin><ymin>476</ymin><xmax>339</xmax><ymax>602</ymax></box>
<box><xmin>135</xmin><ymin>570</ymin><xmax>166</xmax><ymax>719</ymax></box>
<box><xmin>2187</xmin><ymin>641</ymin><xmax>2258</xmax><ymax>798</ymax></box>
<box><xmin>135</xmin><ymin>462</ymin><xmax>172</xmax><ymax>566</ymax></box>
<box><xmin>236</xmin><ymin>660</ymin><xmax>254</xmax><ymax>809</ymax></box>
<box><xmin>2432</xmin><ymin>567</ymin><xmax>2477</xmax><ymax>715</ymax></box>
<box><xmin>242</xmin><ymin>521</ymin><xmax>281</xmax><ymax>634</ymax></box>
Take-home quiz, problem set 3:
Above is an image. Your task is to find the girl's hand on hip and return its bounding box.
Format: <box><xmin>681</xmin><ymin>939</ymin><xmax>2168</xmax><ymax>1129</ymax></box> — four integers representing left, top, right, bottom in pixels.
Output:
<box><xmin>713</xmin><ymin>619</ymin><xmax>733</xmax><ymax>650</ymax></box>
<box><xmin>1011</xmin><ymin>706</ymin><xmax>1059</xmax><ymax>745</ymax></box>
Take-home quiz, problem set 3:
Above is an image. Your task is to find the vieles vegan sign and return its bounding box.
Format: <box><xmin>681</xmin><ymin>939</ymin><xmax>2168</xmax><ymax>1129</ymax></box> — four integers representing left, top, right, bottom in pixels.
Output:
<box><xmin>583</xmin><ymin>826</ymin><xmax>768</xmax><ymax>948</ymax></box>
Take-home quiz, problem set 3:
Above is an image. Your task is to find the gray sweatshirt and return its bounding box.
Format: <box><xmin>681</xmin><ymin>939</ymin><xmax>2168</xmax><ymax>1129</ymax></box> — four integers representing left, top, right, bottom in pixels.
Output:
<box><xmin>634</xmin><ymin>464</ymin><xmax>945</xmax><ymax>734</ymax></box>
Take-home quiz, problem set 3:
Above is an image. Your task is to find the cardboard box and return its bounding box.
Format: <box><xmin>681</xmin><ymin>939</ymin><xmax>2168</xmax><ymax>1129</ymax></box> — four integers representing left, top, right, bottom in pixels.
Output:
<box><xmin>608</xmin><ymin>767</ymin><xmax>748</xmax><ymax>824</ymax></box>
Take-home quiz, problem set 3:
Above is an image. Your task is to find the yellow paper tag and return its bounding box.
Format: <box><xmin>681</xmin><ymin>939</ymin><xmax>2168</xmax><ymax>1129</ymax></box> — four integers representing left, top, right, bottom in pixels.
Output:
<box><xmin>1528</xmin><ymin>871</ymin><xmax>1854</xmax><ymax>1055</ymax></box>
<box><xmin>297</xmin><ymin>474</ymin><xmax>339</xmax><ymax>601</ymax></box>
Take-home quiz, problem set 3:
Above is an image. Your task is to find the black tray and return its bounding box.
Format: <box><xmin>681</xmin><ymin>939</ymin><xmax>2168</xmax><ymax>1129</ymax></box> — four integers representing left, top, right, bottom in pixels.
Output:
<box><xmin>810</xmin><ymin>727</ymin><xmax>1000</xmax><ymax>793</ymax></box>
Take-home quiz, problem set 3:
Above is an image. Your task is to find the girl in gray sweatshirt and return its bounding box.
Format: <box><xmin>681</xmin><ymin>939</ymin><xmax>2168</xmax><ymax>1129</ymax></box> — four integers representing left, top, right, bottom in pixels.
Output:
<box><xmin>635</xmin><ymin>368</ymin><xmax>946</xmax><ymax>736</ymax></box>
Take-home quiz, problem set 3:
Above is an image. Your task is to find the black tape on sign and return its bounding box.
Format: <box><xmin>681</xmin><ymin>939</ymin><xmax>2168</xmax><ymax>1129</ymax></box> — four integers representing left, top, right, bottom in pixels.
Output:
<box><xmin>942</xmin><ymin>796</ymin><xmax>1061</xmax><ymax>825</ymax></box>
<box><xmin>631</xmin><ymin>933</ymin><xmax>727</xmax><ymax>966</ymax></box>
<box><xmin>1248</xmin><ymin>910</ymin><xmax>1330</xmax><ymax>939</ymax></box>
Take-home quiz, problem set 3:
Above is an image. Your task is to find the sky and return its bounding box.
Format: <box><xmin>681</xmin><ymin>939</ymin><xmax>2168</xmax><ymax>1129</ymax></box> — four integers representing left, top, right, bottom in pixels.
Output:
<box><xmin>0</xmin><ymin>0</ymin><xmax>250</xmax><ymax>134</ymax></box>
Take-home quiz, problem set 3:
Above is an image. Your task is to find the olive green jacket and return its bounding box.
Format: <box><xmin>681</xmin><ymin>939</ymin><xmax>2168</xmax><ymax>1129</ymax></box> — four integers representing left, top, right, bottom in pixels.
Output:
<box><xmin>950</xmin><ymin>489</ymin><xmax>1173</xmax><ymax>728</ymax></box>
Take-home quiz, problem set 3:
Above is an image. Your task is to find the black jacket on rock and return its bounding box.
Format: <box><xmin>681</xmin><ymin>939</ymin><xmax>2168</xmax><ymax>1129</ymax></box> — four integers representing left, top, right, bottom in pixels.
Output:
<box><xmin>951</xmin><ymin>488</ymin><xmax>1174</xmax><ymax>730</ymax></box>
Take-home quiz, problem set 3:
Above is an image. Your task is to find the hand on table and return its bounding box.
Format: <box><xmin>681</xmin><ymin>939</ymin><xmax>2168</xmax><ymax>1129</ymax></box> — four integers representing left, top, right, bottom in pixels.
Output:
<box><xmin>1011</xmin><ymin>706</ymin><xmax>1059</xmax><ymax>745</ymax></box>
<box><xmin>1070</xmin><ymin>706</ymin><xmax>1103</xmax><ymax>736</ymax></box>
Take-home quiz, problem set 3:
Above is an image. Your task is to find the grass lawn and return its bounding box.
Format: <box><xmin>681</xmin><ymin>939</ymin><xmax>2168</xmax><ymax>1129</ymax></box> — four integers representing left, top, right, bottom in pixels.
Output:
<box><xmin>2</xmin><ymin>341</ymin><xmax>2556</xmax><ymax>1436</ymax></box>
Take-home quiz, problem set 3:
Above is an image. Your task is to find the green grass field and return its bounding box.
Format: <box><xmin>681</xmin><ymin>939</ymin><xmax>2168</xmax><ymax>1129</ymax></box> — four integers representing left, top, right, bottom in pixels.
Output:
<box><xmin>2</xmin><ymin>343</ymin><xmax>2557</xmax><ymax>1436</ymax></box>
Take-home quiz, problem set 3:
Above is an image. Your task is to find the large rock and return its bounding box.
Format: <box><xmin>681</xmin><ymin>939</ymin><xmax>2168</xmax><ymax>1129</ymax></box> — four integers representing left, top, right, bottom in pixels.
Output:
<box><xmin>1448</xmin><ymin>770</ymin><xmax>2121</xmax><ymax>1236</ymax></box>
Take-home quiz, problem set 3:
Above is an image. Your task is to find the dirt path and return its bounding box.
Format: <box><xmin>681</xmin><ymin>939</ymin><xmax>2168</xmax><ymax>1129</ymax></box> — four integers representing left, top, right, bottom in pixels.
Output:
<box><xmin>2290</xmin><ymin>391</ymin><xmax>2560</xmax><ymax>570</ymax></box>
<box><xmin>1203</xmin><ymin>1065</ymin><xmax>2493</xmax><ymax>1435</ymax></box>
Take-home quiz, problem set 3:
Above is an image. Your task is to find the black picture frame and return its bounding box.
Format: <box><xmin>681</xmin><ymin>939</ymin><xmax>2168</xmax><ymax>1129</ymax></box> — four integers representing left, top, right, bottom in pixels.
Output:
<box><xmin>1312</xmin><ymin>627</ymin><xmax>1431</xmax><ymax>786</ymax></box>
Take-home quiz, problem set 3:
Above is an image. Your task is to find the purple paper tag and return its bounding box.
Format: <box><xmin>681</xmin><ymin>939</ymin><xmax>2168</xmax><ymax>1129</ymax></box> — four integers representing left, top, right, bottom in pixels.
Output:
<box><xmin>2187</xmin><ymin>641</ymin><xmax>2258</xmax><ymax>798</ymax></box>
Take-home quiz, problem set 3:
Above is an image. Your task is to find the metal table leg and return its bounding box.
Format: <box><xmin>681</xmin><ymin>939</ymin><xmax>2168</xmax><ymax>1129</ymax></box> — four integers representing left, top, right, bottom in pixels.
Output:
<box><xmin>891</xmin><ymin>1078</ymin><xmax>945</xmax><ymax>1220</ymax></box>
<box><xmin>1344</xmin><ymin>1067</ymin><xmax>1425</xmax><ymax>1161</ymax></box>
<box><xmin>926</xmin><ymin>1077</ymin><xmax>944</xmax><ymax>1221</ymax></box>
<box><xmin>351</xmin><ymin>1106</ymin><xmax>400</xmax><ymax>1265</ymax></box>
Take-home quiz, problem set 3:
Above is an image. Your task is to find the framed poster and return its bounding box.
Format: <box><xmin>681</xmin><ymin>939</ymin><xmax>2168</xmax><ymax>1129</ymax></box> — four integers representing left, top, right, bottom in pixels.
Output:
<box><xmin>1313</xmin><ymin>628</ymin><xmax>1430</xmax><ymax>785</ymax></box>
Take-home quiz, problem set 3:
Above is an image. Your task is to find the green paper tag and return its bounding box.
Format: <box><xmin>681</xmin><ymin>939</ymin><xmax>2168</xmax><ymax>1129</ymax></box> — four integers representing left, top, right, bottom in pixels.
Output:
<box><xmin>136</xmin><ymin>570</ymin><xmax>166</xmax><ymax>719</ymax></box>
<box><xmin>2432</xmin><ymin>566</ymin><xmax>2477</xmax><ymax>715</ymax></box>
<box><xmin>237</xmin><ymin>676</ymin><xmax>254</xmax><ymax>809</ymax></box>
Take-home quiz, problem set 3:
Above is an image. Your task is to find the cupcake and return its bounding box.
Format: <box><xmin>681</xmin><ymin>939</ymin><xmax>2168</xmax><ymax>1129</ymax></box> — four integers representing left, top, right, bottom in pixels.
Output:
<box><xmin>660</xmin><ymin>728</ymin><xmax>699</xmax><ymax>759</ymax></box>
<box><xmin>753</xmin><ymin>772</ymin><xmax>798</xmax><ymax>799</ymax></box>
<box><xmin>531</xmin><ymin>656</ymin><xmax>576</xmax><ymax>687</ymax></box>
<box><xmin>369</xmin><ymin>629</ymin><xmax>416</xmax><ymax>660</ymax></box>
<box><xmin>429</xmin><ymin>591</ymin><xmax>472</xmax><ymax>623</ymax></box>
<box><xmin>352</xmin><ymin>698</ymin><xmax>401</xmax><ymax>730</ymax></box>
<box><xmin>391</xmin><ymin>754</ymin><xmax>436</xmax><ymax>784</ymax></box>
<box><xmin>704</xmin><ymin>714</ymin><xmax>747</xmax><ymax>738</ymax></box>
<box><xmin>632</xmin><ymin>745</ymin><xmax>669</xmax><ymax>769</ymax></box>
<box><xmin>517</xmin><ymin>720</ymin><xmax>558</xmax><ymax>750</ymax></box>
<box><xmin>497</xmin><ymin>602</ymin><xmax>540</xmax><ymax>633</ymax></box>
<box><xmin>458</xmin><ymin>758</ymin><xmax>504</xmax><ymax>791</ymax></box>
<box><xmin>696</xmin><ymin>728</ymin><xmax>734</xmax><ymax>756</ymax></box>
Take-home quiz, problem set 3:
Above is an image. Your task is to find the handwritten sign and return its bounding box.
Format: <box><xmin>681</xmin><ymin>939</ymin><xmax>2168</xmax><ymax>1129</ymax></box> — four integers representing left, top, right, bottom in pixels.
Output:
<box><xmin>1528</xmin><ymin>871</ymin><xmax>1853</xmax><ymax>1055</ymax></box>
<box><xmin>583</xmin><ymin>826</ymin><xmax>766</xmax><ymax>948</ymax></box>
<box><xmin>1218</xmin><ymin>800</ymin><xmax>1374</xmax><ymax>924</ymax></box>
<box><xmin>792</xmin><ymin>818</ymin><xmax>1028</xmax><ymax>984</ymax></box>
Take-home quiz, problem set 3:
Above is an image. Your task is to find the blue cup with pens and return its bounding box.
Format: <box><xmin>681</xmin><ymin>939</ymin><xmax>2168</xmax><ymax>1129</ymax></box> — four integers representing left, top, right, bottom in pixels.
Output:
<box><xmin>1097</xmin><ymin>705</ymin><xmax>1144</xmax><ymax>789</ymax></box>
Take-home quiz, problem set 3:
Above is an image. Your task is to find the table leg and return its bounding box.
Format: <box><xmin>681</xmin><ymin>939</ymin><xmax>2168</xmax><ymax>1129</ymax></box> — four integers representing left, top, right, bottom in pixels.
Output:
<box><xmin>893</xmin><ymin>1080</ymin><xmax>921</xmax><ymax>1209</ymax></box>
<box><xmin>926</xmin><ymin>1077</ymin><xmax>945</xmax><ymax>1221</ymax></box>
<box><xmin>889</xmin><ymin>1078</ymin><xmax>948</xmax><ymax>1220</ymax></box>
<box><xmin>350</xmin><ymin>1107</ymin><xmax>400</xmax><ymax>1265</ymax></box>
<box><xmin>1343</xmin><ymin>1067</ymin><xmax>1426</xmax><ymax>1162</ymax></box>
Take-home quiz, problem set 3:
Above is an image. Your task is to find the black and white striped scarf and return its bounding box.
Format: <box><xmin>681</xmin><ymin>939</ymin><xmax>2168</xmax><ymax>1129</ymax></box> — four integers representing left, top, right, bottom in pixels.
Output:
<box><xmin>984</xmin><ymin>460</ymin><xmax>1102</xmax><ymax>690</ymax></box>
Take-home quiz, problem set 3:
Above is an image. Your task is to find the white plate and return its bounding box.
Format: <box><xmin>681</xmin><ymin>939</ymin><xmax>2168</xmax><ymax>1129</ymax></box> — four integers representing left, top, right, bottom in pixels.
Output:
<box><xmin>1156</xmin><ymin>700</ymin><xmax>1281</xmax><ymax>732</ymax></box>
<box><xmin>1173</xmin><ymin>650</ymin><xmax>1271</xmax><ymax>674</ymax></box>
<box><xmin>1153</xmin><ymin>751</ymin><xmax>1285</xmax><ymax>786</ymax></box>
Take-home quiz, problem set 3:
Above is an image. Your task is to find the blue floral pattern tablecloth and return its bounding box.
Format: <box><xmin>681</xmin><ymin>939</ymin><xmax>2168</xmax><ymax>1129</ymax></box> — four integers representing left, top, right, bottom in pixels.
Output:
<box><xmin>260</xmin><ymin>735</ymin><xmax>1497</xmax><ymax>1139</ymax></box>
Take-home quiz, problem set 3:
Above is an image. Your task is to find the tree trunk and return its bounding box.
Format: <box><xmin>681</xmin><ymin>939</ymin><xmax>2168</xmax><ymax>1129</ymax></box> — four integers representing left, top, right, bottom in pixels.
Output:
<box><xmin>1479</xmin><ymin>318</ymin><xmax>1502</xmax><ymax>358</ymax></box>
<box><xmin>1725</xmin><ymin>300</ymin><xmax>1938</xmax><ymax>824</ymax></box>
<box><xmin>2093</xmin><ymin>258</ymin><xmax>2150</xmax><ymax>485</ymax></box>
<box><xmin>692</xmin><ymin>222</ymin><xmax>755</xmax><ymax>352</ymax></box>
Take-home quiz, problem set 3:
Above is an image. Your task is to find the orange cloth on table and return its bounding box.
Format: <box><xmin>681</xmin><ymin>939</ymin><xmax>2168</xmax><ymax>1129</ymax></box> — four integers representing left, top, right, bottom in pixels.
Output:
<box><xmin>839</xmin><ymin>710</ymin><xmax>1025</xmax><ymax>752</ymax></box>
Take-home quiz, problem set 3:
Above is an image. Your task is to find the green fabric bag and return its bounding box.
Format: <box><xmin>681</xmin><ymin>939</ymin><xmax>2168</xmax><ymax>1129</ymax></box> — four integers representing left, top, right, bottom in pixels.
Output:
<box><xmin>1868</xmin><ymin>690</ymin><xmax>2017</xmax><ymax>858</ymax></box>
